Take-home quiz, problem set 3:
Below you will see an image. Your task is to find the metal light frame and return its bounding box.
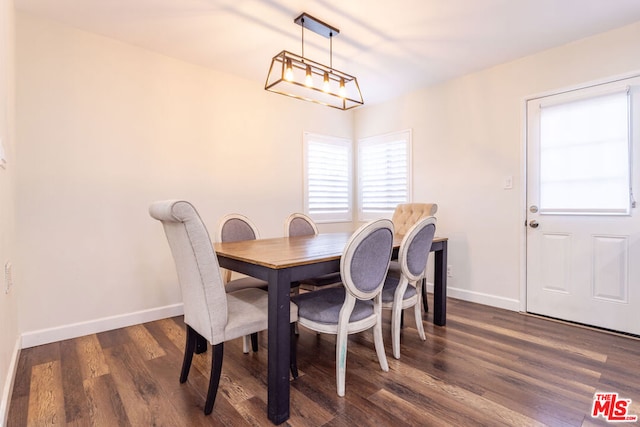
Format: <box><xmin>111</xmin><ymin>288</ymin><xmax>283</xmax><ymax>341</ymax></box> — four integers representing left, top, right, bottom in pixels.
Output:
<box><xmin>265</xmin><ymin>13</ymin><xmax>364</xmax><ymax>110</ymax></box>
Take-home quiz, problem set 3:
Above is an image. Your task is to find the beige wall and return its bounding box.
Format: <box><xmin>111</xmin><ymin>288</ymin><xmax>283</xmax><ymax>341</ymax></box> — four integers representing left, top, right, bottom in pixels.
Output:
<box><xmin>15</xmin><ymin>13</ymin><xmax>353</xmax><ymax>343</ymax></box>
<box><xmin>0</xmin><ymin>0</ymin><xmax>17</xmax><ymax>422</ymax></box>
<box><xmin>355</xmin><ymin>20</ymin><xmax>640</xmax><ymax>309</ymax></box>
<box><xmin>11</xmin><ymin>10</ymin><xmax>640</xmax><ymax>345</ymax></box>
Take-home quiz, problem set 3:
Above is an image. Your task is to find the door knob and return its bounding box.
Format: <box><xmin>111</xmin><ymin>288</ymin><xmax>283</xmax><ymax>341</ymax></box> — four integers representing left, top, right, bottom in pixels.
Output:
<box><xmin>529</xmin><ymin>220</ymin><xmax>539</xmax><ymax>229</ymax></box>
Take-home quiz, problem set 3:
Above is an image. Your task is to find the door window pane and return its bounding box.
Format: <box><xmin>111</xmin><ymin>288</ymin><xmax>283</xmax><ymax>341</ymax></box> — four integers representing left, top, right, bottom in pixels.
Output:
<box><xmin>539</xmin><ymin>90</ymin><xmax>630</xmax><ymax>214</ymax></box>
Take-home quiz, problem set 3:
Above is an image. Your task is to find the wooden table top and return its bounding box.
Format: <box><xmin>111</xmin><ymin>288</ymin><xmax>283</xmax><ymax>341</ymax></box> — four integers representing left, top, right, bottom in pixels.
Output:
<box><xmin>213</xmin><ymin>232</ymin><xmax>447</xmax><ymax>270</ymax></box>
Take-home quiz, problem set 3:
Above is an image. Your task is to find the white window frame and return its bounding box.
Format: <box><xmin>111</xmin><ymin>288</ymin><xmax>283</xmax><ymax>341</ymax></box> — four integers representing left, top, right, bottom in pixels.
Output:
<box><xmin>357</xmin><ymin>129</ymin><xmax>412</xmax><ymax>221</ymax></box>
<box><xmin>303</xmin><ymin>132</ymin><xmax>353</xmax><ymax>223</ymax></box>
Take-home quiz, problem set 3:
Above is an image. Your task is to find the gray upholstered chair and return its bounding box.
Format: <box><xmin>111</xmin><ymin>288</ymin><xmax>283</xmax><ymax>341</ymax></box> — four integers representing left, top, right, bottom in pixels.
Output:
<box><xmin>285</xmin><ymin>213</ymin><xmax>342</xmax><ymax>292</ymax></box>
<box><xmin>217</xmin><ymin>213</ymin><xmax>268</xmax><ymax>292</ymax></box>
<box><xmin>382</xmin><ymin>216</ymin><xmax>436</xmax><ymax>359</ymax></box>
<box><xmin>292</xmin><ymin>219</ymin><xmax>393</xmax><ymax>396</ymax></box>
<box><xmin>390</xmin><ymin>202</ymin><xmax>438</xmax><ymax>312</ymax></box>
<box><xmin>218</xmin><ymin>213</ymin><xmax>270</xmax><ymax>352</ymax></box>
<box><xmin>285</xmin><ymin>212</ymin><xmax>318</xmax><ymax>236</ymax></box>
<box><xmin>149</xmin><ymin>200</ymin><xmax>298</xmax><ymax>415</ymax></box>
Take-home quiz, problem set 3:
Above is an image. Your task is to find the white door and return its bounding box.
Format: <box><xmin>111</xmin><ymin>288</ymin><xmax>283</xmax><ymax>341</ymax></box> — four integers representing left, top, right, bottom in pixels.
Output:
<box><xmin>526</xmin><ymin>77</ymin><xmax>640</xmax><ymax>336</ymax></box>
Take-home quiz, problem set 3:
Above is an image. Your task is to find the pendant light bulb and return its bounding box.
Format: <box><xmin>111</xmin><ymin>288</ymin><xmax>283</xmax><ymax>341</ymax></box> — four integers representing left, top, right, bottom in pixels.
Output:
<box><xmin>285</xmin><ymin>59</ymin><xmax>293</xmax><ymax>81</ymax></box>
<box><xmin>339</xmin><ymin>78</ymin><xmax>346</xmax><ymax>98</ymax></box>
<box><xmin>305</xmin><ymin>65</ymin><xmax>313</xmax><ymax>87</ymax></box>
<box><xmin>323</xmin><ymin>72</ymin><xmax>330</xmax><ymax>92</ymax></box>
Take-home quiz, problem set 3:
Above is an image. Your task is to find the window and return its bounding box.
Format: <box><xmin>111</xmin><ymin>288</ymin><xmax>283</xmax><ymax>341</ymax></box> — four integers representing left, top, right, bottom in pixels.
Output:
<box><xmin>358</xmin><ymin>130</ymin><xmax>412</xmax><ymax>220</ymax></box>
<box><xmin>539</xmin><ymin>88</ymin><xmax>631</xmax><ymax>214</ymax></box>
<box><xmin>303</xmin><ymin>132</ymin><xmax>352</xmax><ymax>222</ymax></box>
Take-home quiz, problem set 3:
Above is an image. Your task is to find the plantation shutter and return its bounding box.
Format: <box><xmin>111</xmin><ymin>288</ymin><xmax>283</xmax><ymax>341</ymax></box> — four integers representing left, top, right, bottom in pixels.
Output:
<box><xmin>304</xmin><ymin>133</ymin><xmax>352</xmax><ymax>222</ymax></box>
<box><xmin>358</xmin><ymin>130</ymin><xmax>411</xmax><ymax>219</ymax></box>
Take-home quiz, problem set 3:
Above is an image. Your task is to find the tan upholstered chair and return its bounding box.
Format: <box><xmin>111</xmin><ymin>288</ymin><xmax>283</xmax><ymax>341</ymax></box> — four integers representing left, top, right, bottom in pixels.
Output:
<box><xmin>390</xmin><ymin>202</ymin><xmax>438</xmax><ymax>312</ymax></box>
<box><xmin>292</xmin><ymin>219</ymin><xmax>393</xmax><ymax>396</ymax></box>
<box><xmin>381</xmin><ymin>216</ymin><xmax>436</xmax><ymax>359</ymax></box>
<box><xmin>391</xmin><ymin>203</ymin><xmax>438</xmax><ymax>235</ymax></box>
<box><xmin>285</xmin><ymin>213</ymin><xmax>342</xmax><ymax>292</ymax></box>
<box><xmin>149</xmin><ymin>200</ymin><xmax>298</xmax><ymax>415</ymax></box>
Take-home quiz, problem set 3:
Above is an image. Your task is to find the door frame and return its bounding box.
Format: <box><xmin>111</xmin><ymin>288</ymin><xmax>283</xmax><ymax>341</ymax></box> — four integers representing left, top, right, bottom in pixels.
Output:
<box><xmin>520</xmin><ymin>69</ymin><xmax>640</xmax><ymax>315</ymax></box>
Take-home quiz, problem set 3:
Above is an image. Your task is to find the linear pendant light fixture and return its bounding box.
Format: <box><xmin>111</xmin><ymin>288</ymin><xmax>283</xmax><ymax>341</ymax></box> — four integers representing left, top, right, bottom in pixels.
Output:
<box><xmin>265</xmin><ymin>13</ymin><xmax>363</xmax><ymax>110</ymax></box>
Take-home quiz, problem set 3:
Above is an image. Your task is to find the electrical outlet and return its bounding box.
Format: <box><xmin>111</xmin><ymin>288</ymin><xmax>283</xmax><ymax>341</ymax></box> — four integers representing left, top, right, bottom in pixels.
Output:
<box><xmin>4</xmin><ymin>262</ymin><xmax>13</xmax><ymax>294</ymax></box>
<box><xmin>447</xmin><ymin>264</ymin><xmax>453</xmax><ymax>277</ymax></box>
<box><xmin>0</xmin><ymin>136</ymin><xmax>6</xmax><ymax>169</ymax></box>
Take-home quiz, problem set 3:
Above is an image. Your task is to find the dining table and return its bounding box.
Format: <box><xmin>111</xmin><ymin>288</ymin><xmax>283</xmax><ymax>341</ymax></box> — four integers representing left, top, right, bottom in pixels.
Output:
<box><xmin>213</xmin><ymin>232</ymin><xmax>448</xmax><ymax>425</ymax></box>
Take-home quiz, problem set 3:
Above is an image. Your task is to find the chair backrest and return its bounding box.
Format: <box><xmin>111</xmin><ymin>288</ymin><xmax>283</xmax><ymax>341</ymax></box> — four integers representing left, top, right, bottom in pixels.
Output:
<box><xmin>285</xmin><ymin>213</ymin><xmax>318</xmax><ymax>237</ymax></box>
<box><xmin>392</xmin><ymin>203</ymin><xmax>438</xmax><ymax>235</ymax></box>
<box><xmin>341</xmin><ymin>219</ymin><xmax>394</xmax><ymax>300</ymax></box>
<box><xmin>217</xmin><ymin>213</ymin><xmax>260</xmax><ymax>242</ymax></box>
<box><xmin>149</xmin><ymin>200</ymin><xmax>227</xmax><ymax>344</ymax></box>
<box><xmin>398</xmin><ymin>216</ymin><xmax>437</xmax><ymax>282</ymax></box>
<box><xmin>217</xmin><ymin>213</ymin><xmax>261</xmax><ymax>283</ymax></box>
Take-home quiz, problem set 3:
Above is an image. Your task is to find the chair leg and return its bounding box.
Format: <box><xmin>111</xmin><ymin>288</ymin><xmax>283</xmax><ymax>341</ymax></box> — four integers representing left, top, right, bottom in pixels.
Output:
<box><xmin>373</xmin><ymin>317</ymin><xmax>389</xmax><ymax>372</ymax></box>
<box><xmin>422</xmin><ymin>278</ymin><xmax>429</xmax><ymax>312</ymax></box>
<box><xmin>250</xmin><ymin>332</ymin><xmax>259</xmax><ymax>352</ymax></box>
<box><xmin>291</xmin><ymin>285</ymin><xmax>300</xmax><ymax>335</ymax></box>
<box><xmin>414</xmin><ymin>301</ymin><xmax>426</xmax><ymax>341</ymax></box>
<box><xmin>336</xmin><ymin>326</ymin><xmax>348</xmax><ymax>397</ymax></box>
<box><xmin>290</xmin><ymin>323</ymin><xmax>299</xmax><ymax>379</ymax></box>
<box><xmin>180</xmin><ymin>325</ymin><xmax>197</xmax><ymax>383</ymax></box>
<box><xmin>242</xmin><ymin>335</ymin><xmax>250</xmax><ymax>354</ymax></box>
<box><xmin>374</xmin><ymin>315</ymin><xmax>389</xmax><ymax>371</ymax></box>
<box><xmin>195</xmin><ymin>332</ymin><xmax>208</xmax><ymax>354</ymax></box>
<box><xmin>204</xmin><ymin>343</ymin><xmax>224</xmax><ymax>415</ymax></box>
<box><xmin>391</xmin><ymin>303</ymin><xmax>403</xmax><ymax>360</ymax></box>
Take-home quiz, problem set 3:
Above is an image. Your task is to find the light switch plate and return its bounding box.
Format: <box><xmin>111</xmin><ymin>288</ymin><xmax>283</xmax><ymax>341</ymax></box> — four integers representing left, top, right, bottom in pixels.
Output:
<box><xmin>503</xmin><ymin>175</ymin><xmax>513</xmax><ymax>189</ymax></box>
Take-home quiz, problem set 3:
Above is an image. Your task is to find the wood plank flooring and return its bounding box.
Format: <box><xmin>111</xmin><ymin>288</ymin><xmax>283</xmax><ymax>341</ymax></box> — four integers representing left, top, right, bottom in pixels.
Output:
<box><xmin>8</xmin><ymin>296</ymin><xmax>640</xmax><ymax>426</ymax></box>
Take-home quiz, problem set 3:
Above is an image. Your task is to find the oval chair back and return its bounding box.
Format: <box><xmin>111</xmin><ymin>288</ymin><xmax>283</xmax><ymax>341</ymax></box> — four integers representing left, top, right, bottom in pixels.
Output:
<box><xmin>217</xmin><ymin>213</ymin><xmax>260</xmax><ymax>284</ymax></box>
<box><xmin>341</xmin><ymin>219</ymin><xmax>395</xmax><ymax>300</ymax></box>
<box><xmin>285</xmin><ymin>212</ymin><xmax>318</xmax><ymax>237</ymax></box>
<box><xmin>285</xmin><ymin>213</ymin><xmax>341</xmax><ymax>293</ymax></box>
<box><xmin>399</xmin><ymin>216</ymin><xmax>437</xmax><ymax>282</ymax></box>
<box><xmin>218</xmin><ymin>213</ymin><xmax>260</xmax><ymax>242</ymax></box>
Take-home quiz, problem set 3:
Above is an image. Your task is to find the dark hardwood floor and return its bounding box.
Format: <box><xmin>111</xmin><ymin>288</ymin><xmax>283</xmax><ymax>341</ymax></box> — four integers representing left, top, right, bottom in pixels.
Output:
<box><xmin>8</xmin><ymin>296</ymin><xmax>640</xmax><ymax>426</ymax></box>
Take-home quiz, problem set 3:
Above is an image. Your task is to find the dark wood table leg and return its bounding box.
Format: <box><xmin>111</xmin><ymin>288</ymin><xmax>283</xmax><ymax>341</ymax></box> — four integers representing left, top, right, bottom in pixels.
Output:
<box><xmin>267</xmin><ymin>268</ymin><xmax>291</xmax><ymax>425</ymax></box>
<box><xmin>433</xmin><ymin>240</ymin><xmax>448</xmax><ymax>326</ymax></box>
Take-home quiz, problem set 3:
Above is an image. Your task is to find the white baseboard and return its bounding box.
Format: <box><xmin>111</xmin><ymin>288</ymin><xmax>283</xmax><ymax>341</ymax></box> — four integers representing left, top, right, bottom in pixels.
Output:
<box><xmin>426</xmin><ymin>282</ymin><xmax>521</xmax><ymax>312</ymax></box>
<box><xmin>0</xmin><ymin>336</ymin><xmax>21</xmax><ymax>427</ymax></box>
<box><xmin>21</xmin><ymin>303</ymin><xmax>184</xmax><ymax>349</ymax></box>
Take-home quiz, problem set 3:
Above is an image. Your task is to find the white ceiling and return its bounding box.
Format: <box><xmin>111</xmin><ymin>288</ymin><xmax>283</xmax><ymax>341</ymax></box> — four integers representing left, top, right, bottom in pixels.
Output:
<box><xmin>15</xmin><ymin>0</ymin><xmax>640</xmax><ymax>105</ymax></box>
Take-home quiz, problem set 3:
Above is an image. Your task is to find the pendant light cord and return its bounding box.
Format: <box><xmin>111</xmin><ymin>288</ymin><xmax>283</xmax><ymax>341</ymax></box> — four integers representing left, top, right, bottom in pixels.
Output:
<box><xmin>329</xmin><ymin>32</ymin><xmax>333</xmax><ymax>70</ymax></box>
<box><xmin>301</xmin><ymin>17</ymin><xmax>305</xmax><ymax>59</ymax></box>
